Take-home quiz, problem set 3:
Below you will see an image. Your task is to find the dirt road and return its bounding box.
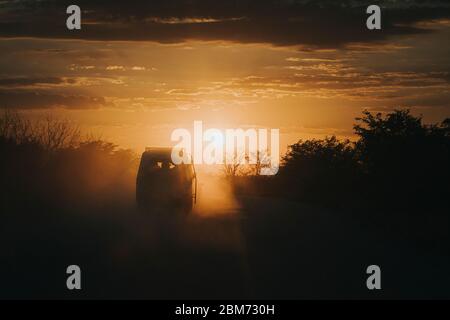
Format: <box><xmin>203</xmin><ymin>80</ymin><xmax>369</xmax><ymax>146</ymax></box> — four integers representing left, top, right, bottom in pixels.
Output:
<box><xmin>1</xmin><ymin>194</ymin><xmax>450</xmax><ymax>299</ymax></box>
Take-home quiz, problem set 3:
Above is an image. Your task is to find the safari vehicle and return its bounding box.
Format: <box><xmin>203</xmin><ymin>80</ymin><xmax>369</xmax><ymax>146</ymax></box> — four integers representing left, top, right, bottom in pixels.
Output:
<box><xmin>136</xmin><ymin>147</ymin><xmax>197</xmax><ymax>214</ymax></box>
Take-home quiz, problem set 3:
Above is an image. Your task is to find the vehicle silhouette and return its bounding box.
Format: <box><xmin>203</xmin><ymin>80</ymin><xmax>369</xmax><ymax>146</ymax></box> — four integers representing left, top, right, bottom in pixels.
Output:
<box><xmin>136</xmin><ymin>147</ymin><xmax>197</xmax><ymax>214</ymax></box>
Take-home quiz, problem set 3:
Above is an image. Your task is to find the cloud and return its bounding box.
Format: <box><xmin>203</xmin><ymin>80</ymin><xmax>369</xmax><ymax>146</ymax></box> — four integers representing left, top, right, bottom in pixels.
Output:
<box><xmin>0</xmin><ymin>77</ymin><xmax>66</xmax><ymax>87</ymax></box>
<box><xmin>105</xmin><ymin>65</ymin><xmax>148</xmax><ymax>71</ymax></box>
<box><xmin>0</xmin><ymin>1</ymin><xmax>449</xmax><ymax>48</ymax></box>
<box><xmin>0</xmin><ymin>76</ymin><xmax>125</xmax><ymax>88</ymax></box>
<box><xmin>0</xmin><ymin>89</ymin><xmax>108</xmax><ymax>109</ymax></box>
<box><xmin>106</xmin><ymin>65</ymin><xmax>125</xmax><ymax>71</ymax></box>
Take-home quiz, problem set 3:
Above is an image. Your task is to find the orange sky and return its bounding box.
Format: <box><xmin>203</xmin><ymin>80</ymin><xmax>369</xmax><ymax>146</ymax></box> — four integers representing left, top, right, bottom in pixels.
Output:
<box><xmin>1</xmin><ymin>2</ymin><xmax>450</xmax><ymax>153</ymax></box>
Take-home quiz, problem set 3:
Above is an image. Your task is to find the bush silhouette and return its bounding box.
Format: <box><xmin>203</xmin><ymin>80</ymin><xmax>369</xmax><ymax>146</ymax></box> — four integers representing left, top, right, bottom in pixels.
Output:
<box><xmin>0</xmin><ymin>110</ymin><xmax>138</xmax><ymax>212</ymax></box>
<box><xmin>353</xmin><ymin>110</ymin><xmax>450</xmax><ymax>210</ymax></box>
<box><xmin>280</xmin><ymin>136</ymin><xmax>359</xmax><ymax>206</ymax></box>
<box><xmin>235</xmin><ymin>109</ymin><xmax>449</xmax><ymax>212</ymax></box>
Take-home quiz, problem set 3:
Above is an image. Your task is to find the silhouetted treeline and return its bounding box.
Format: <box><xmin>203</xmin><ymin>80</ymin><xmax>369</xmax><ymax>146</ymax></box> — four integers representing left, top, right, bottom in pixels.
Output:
<box><xmin>233</xmin><ymin>110</ymin><xmax>450</xmax><ymax>213</ymax></box>
<box><xmin>0</xmin><ymin>110</ymin><xmax>138</xmax><ymax>214</ymax></box>
<box><xmin>2</xmin><ymin>109</ymin><xmax>449</xmax><ymax>214</ymax></box>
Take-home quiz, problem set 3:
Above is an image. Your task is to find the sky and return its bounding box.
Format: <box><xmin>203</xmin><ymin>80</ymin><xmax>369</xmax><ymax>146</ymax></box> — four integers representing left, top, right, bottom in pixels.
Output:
<box><xmin>1</xmin><ymin>0</ymin><xmax>449</xmax><ymax>152</ymax></box>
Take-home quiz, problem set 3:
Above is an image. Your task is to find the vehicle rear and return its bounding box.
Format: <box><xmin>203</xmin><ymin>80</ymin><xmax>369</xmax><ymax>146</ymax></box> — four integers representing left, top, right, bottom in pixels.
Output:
<box><xmin>136</xmin><ymin>147</ymin><xmax>196</xmax><ymax>214</ymax></box>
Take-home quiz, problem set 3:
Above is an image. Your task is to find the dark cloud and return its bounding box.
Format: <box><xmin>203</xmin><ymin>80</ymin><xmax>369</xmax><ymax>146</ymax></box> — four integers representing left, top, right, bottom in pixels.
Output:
<box><xmin>0</xmin><ymin>0</ymin><xmax>449</xmax><ymax>48</ymax></box>
<box><xmin>0</xmin><ymin>89</ymin><xmax>108</xmax><ymax>109</ymax></box>
<box><xmin>0</xmin><ymin>77</ymin><xmax>66</xmax><ymax>87</ymax></box>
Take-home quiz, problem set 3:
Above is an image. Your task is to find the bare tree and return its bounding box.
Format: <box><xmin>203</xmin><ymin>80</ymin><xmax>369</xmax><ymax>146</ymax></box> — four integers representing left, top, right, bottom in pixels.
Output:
<box><xmin>0</xmin><ymin>110</ymin><xmax>81</xmax><ymax>150</ymax></box>
<box><xmin>252</xmin><ymin>149</ymin><xmax>272</xmax><ymax>175</ymax></box>
<box><xmin>222</xmin><ymin>151</ymin><xmax>245</xmax><ymax>177</ymax></box>
<box><xmin>35</xmin><ymin>116</ymin><xmax>80</xmax><ymax>151</ymax></box>
<box><xmin>0</xmin><ymin>109</ymin><xmax>34</xmax><ymax>143</ymax></box>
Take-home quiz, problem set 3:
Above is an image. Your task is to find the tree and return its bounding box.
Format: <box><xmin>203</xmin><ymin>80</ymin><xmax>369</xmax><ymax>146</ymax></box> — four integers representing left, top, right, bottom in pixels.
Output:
<box><xmin>222</xmin><ymin>151</ymin><xmax>245</xmax><ymax>178</ymax></box>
